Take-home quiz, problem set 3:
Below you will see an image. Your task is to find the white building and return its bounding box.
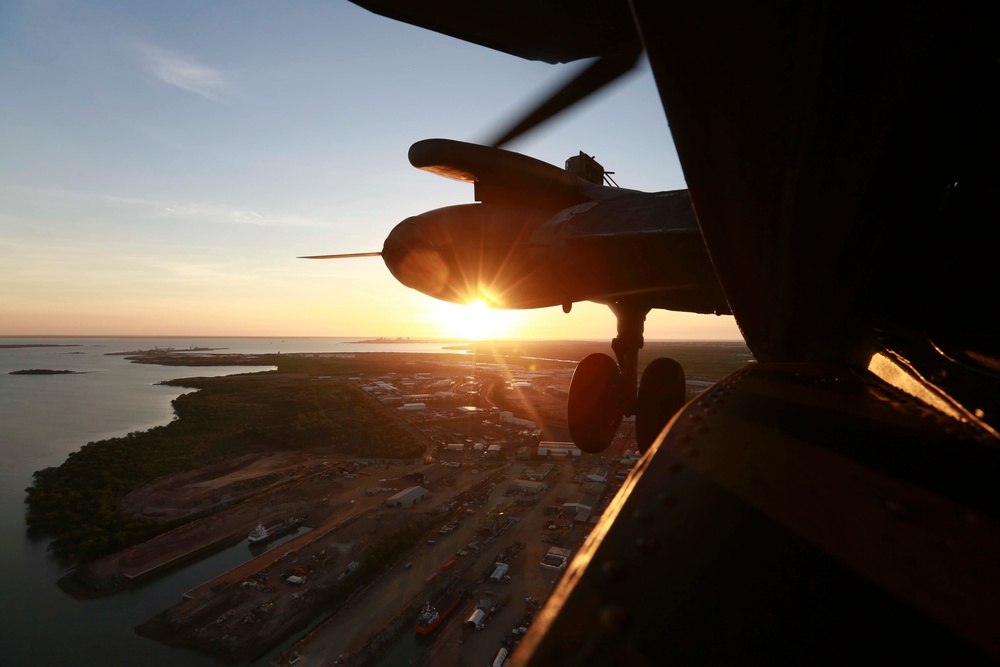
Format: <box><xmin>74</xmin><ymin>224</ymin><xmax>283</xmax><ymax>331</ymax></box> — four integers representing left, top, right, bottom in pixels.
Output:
<box><xmin>489</xmin><ymin>562</ymin><xmax>510</xmax><ymax>582</ymax></box>
<box><xmin>564</xmin><ymin>494</ymin><xmax>600</xmax><ymax>522</ymax></box>
<box><xmin>511</xmin><ymin>479</ymin><xmax>546</xmax><ymax>494</ymax></box>
<box><xmin>540</xmin><ymin>546</ymin><xmax>572</xmax><ymax>571</ymax></box>
<box><xmin>538</xmin><ymin>442</ymin><xmax>582</xmax><ymax>458</ymax></box>
<box><xmin>499</xmin><ymin>411</ymin><xmax>536</xmax><ymax>429</ymax></box>
<box><xmin>586</xmin><ymin>466</ymin><xmax>611</xmax><ymax>483</ymax></box>
<box><xmin>523</xmin><ymin>464</ymin><xmax>555</xmax><ymax>481</ymax></box>
<box><xmin>384</xmin><ymin>486</ymin><xmax>429</xmax><ymax>508</ymax></box>
<box><xmin>465</xmin><ymin>608</ymin><xmax>486</xmax><ymax>629</ymax></box>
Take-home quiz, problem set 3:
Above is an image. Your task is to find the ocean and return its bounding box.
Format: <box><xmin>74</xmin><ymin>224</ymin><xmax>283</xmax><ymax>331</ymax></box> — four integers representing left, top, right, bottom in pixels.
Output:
<box><xmin>0</xmin><ymin>336</ymin><xmax>467</xmax><ymax>666</ymax></box>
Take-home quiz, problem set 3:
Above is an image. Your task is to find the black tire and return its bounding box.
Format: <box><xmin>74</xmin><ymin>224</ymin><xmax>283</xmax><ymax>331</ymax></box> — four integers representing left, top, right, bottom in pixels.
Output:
<box><xmin>636</xmin><ymin>357</ymin><xmax>686</xmax><ymax>454</ymax></box>
<box><xmin>567</xmin><ymin>353</ymin><xmax>624</xmax><ymax>453</ymax></box>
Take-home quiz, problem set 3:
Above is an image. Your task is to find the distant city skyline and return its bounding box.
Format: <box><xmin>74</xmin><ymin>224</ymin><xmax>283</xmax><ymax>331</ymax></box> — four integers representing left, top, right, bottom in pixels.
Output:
<box><xmin>1</xmin><ymin>0</ymin><xmax>743</xmax><ymax>341</ymax></box>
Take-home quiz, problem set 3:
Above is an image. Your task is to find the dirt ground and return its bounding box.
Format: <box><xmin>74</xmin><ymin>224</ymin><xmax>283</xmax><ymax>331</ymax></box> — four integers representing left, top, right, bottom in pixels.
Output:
<box><xmin>277</xmin><ymin>452</ymin><xmax>630</xmax><ymax>667</ymax></box>
<box><xmin>76</xmin><ymin>450</ymin><xmax>420</xmax><ymax>594</ymax></box>
<box><xmin>119</xmin><ymin>453</ymin><xmax>509</xmax><ymax>663</ymax></box>
<box><xmin>70</xmin><ymin>373</ymin><xmax>635</xmax><ymax>664</ymax></box>
<box><xmin>136</xmin><ymin>496</ymin><xmax>412</xmax><ymax>663</ymax></box>
<box><xmin>120</xmin><ymin>451</ymin><xmax>317</xmax><ymax>521</ymax></box>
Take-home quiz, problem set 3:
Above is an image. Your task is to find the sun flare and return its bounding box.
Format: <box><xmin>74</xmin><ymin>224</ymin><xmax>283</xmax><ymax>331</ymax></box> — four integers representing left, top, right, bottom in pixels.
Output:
<box><xmin>430</xmin><ymin>299</ymin><xmax>523</xmax><ymax>340</ymax></box>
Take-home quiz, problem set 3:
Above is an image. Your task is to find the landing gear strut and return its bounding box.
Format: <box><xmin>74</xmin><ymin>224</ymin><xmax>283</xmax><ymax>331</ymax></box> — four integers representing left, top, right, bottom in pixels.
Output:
<box><xmin>567</xmin><ymin>302</ymin><xmax>687</xmax><ymax>454</ymax></box>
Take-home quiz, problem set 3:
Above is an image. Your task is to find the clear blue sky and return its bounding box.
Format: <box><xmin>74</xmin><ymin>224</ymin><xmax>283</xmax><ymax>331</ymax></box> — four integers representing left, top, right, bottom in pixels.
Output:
<box><xmin>0</xmin><ymin>0</ymin><xmax>742</xmax><ymax>340</ymax></box>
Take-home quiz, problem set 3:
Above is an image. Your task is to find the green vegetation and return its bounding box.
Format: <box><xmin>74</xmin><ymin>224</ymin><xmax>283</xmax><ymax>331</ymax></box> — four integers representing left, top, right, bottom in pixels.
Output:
<box><xmin>23</xmin><ymin>342</ymin><xmax>751</xmax><ymax>565</ymax></box>
<box><xmin>25</xmin><ymin>370</ymin><xmax>424</xmax><ymax>563</ymax></box>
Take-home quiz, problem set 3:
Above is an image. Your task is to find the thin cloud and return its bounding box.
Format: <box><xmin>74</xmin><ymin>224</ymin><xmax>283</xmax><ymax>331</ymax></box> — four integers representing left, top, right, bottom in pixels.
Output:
<box><xmin>2</xmin><ymin>186</ymin><xmax>328</xmax><ymax>228</ymax></box>
<box><xmin>135</xmin><ymin>43</ymin><xmax>230</xmax><ymax>102</ymax></box>
<box><xmin>159</xmin><ymin>203</ymin><xmax>326</xmax><ymax>227</ymax></box>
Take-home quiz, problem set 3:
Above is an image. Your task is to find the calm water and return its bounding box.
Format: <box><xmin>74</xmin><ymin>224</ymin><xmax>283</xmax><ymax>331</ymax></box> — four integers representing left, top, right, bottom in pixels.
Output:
<box><xmin>0</xmin><ymin>336</ymin><xmax>465</xmax><ymax>666</ymax></box>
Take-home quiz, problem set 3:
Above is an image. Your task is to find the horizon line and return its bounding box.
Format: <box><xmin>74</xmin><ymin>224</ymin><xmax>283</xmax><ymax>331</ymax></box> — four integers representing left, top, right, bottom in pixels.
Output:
<box><xmin>0</xmin><ymin>334</ymin><xmax>748</xmax><ymax>343</ymax></box>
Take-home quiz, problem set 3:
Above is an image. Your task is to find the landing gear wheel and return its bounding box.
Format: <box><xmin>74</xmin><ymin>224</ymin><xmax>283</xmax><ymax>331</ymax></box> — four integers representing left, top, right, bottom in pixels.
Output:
<box><xmin>636</xmin><ymin>357</ymin><xmax>686</xmax><ymax>454</ymax></box>
<box><xmin>568</xmin><ymin>353</ymin><xmax>624</xmax><ymax>453</ymax></box>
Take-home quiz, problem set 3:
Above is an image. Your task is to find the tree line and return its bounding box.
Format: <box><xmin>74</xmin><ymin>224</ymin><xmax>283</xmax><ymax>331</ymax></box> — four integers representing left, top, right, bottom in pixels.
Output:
<box><xmin>25</xmin><ymin>371</ymin><xmax>424</xmax><ymax>563</ymax></box>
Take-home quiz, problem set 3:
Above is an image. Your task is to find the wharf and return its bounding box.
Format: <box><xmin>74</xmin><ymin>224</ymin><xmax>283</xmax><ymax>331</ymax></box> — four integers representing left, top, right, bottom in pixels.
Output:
<box><xmin>125</xmin><ymin>533</ymin><xmax>238</xmax><ymax>582</ymax></box>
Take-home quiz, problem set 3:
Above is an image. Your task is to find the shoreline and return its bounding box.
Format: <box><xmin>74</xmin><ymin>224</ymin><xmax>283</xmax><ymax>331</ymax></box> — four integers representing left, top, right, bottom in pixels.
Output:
<box><xmin>9</xmin><ymin>368</ymin><xmax>89</xmax><ymax>375</ymax></box>
<box><xmin>19</xmin><ymin>339</ymin><xmax>753</xmax><ymax>665</ymax></box>
<box><xmin>0</xmin><ymin>344</ymin><xmax>81</xmax><ymax>349</ymax></box>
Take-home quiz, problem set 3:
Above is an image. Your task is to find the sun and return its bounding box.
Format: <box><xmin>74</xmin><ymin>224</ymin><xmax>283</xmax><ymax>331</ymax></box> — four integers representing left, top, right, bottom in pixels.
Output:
<box><xmin>430</xmin><ymin>299</ymin><xmax>523</xmax><ymax>340</ymax></box>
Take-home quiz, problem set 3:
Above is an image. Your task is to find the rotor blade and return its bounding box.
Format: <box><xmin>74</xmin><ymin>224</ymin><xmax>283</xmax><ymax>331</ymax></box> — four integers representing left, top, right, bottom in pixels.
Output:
<box><xmin>487</xmin><ymin>46</ymin><xmax>642</xmax><ymax>148</ymax></box>
<box><xmin>298</xmin><ymin>252</ymin><xmax>382</xmax><ymax>259</ymax></box>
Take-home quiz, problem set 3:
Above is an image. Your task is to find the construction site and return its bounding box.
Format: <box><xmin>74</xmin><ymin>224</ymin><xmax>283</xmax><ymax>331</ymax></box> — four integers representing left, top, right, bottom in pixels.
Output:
<box><xmin>112</xmin><ymin>450</ymin><xmax>617</xmax><ymax>666</ymax></box>
<box><xmin>49</xmin><ymin>343</ymin><xmax>750</xmax><ymax>665</ymax></box>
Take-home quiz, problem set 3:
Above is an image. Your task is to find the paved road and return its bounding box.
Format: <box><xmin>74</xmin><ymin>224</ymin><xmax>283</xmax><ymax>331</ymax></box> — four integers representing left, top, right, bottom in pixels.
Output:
<box><xmin>283</xmin><ymin>467</ymin><xmax>510</xmax><ymax>666</ymax></box>
<box><xmin>281</xmin><ymin>456</ymin><xmax>624</xmax><ymax>667</ymax></box>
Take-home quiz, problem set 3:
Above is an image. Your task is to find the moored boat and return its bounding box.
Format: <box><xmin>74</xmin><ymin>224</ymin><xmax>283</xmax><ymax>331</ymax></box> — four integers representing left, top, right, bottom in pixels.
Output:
<box><xmin>415</xmin><ymin>590</ymin><xmax>463</xmax><ymax>635</ymax></box>
<box><xmin>247</xmin><ymin>518</ymin><xmax>302</xmax><ymax>545</ymax></box>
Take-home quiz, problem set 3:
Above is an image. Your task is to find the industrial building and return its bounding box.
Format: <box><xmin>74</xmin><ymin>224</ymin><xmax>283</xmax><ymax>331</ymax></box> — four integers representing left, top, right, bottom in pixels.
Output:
<box><xmin>522</xmin><ymin>464</ymin><xmax>555</xmax><ymax>481</ymax></box>
<box><xmin>405</xmin><ymin>463</ymin><xmax>447</xmax><ymax>487</ymax></box>
<box><xmin>537</xmin><ymin>442</ymin><xmax>582</xmax><ymax>458</ymax></box>
<box><xmin>564</xmin><ymin>494</ymin><xmax>600</xmax><ymax>522</ymax></box>
<box><xmin>540</xmin><ymin>546</ymin><xmax>572</xmax><ymax>571</ymax></box>
<box><xmin>499</xmin><ymin>411</ymin><xmax>536</xmax><ymax>429</ymax></box>
<box><xmin>581</xmin><ymin>481</ymin><xmax>607</xmax><ymax>497</ymax></box>
<box><xmin>384</xmin><ymin>486</ymin><xmax>429</xmax><ymax>508</ymax></box>
<box><xmin>511</xmin><ymin>479</ymin><xmax>546</xmax><ymax>494</ymax></box>
<box><xmin>586</xmin><ymin>466</ymin><xmax>611</xmax><ymax>483</ymax></box>
<box><xmin>489</xmin><ymin>562</ymin><xmax>510</xmax><ymax>582</ymax></box>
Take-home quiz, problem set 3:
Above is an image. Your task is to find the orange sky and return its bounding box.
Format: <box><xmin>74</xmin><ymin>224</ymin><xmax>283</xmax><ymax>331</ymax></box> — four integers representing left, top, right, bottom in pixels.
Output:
<box><xmin>0</xmin><ymin>3</ymin><xmax>744</xmax><ymax>344</ymax></box>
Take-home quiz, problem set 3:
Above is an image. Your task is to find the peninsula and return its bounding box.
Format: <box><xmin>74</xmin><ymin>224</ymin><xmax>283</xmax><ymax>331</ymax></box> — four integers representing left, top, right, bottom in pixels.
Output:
<box><xmin>9</xmin><ymin>369</ymin><xmax>85</xmax><ymax>375</ymax></box>
<box><xmin>25</xmin><ymin>341</ymin><xmax>751</xmax><ymax>665</ymax></box>
<box><xmin>0</xmin><ymin>344</ymin><xmax>80</xmax><ymax>349</ymax></box>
